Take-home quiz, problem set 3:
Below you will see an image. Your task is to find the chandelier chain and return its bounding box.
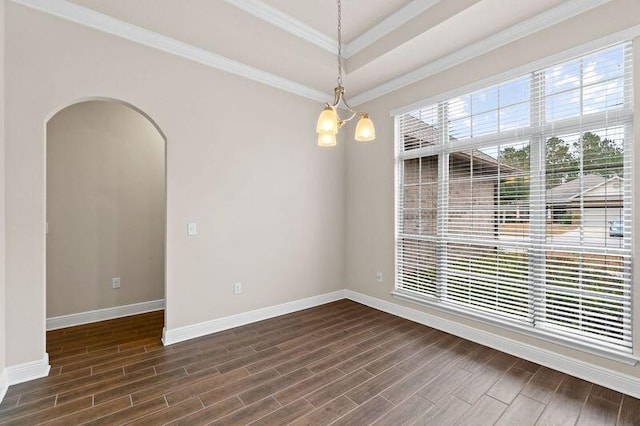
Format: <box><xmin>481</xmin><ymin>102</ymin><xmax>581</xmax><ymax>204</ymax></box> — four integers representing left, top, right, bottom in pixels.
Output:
<box><xmin>337</xmin><ymin>0</ymin><xmax>343</xmax><ymax>87</ymax></box>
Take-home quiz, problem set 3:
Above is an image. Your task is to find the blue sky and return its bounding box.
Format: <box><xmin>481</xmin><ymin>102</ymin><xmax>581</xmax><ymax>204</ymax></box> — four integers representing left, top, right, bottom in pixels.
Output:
<box><xmin>439</xmin><ymin>44</ymin><xmax>626</xmax><ymax>140</ymax></box>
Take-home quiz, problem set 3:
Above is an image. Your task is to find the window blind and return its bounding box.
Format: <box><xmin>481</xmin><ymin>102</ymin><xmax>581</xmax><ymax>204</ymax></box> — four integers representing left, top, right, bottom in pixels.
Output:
<box><xmin>395</xmin><ymin>42</ymin><xmax>633</xmax><ymax>353</ymax></box>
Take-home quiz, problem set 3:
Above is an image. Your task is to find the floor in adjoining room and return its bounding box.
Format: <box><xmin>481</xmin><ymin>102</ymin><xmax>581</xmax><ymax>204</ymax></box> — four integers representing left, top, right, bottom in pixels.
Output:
<box><xmin>0</xmin><ymin>300</ymin><xmax>639</xmax><ymax>425</ymax></box>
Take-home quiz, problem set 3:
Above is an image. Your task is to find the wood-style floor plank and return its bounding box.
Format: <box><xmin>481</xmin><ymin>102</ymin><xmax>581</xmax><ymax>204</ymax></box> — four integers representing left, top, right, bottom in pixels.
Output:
<box><xmin>495</xmin><ymin>394</ymin><xmax>546</xmax><ymax>426</ymax></box>
<box><xmin>536</xmin><ymin>376</ymin><xmax>593</xmax><ymax>426</ymax></box>
<box><xmin>196</xmin><ymin>369</ymin><xmax>281</xmax><ymax>407</ymax></box>
<box><xmin>487</xmin><ymin>366</ymin><xmax>535</xmax><ymax>404</ymax></box>
<box><xmin>372</xmin><ymin>393</ymin><xmax>434</xmax><ymax>426</ymax></box>
<box><xmin>40</xmin><ymin>395</ymin><xmax>131</xmax><ymax>426</ymax></box>
<box><xmin>127</xmin><ymin>397</ymin><xmax>203</xmax><ymax>425</ymax></box>
<box><xmin>618</xmin><ymin>395</ymin><xmax>640</xmax><ymax>426</ymax></box>
<box><xmin>248</xmin><ymin>398</ymin><xmax>314</xmax><ymax>426</ymax></box>
<box><xmin>457</xmin><ymin>394</ymin><xmax>508</xmax><ymax>426</ymax></box>
<box><xmin>521</xmin><ymin>366</ymin><xmax>567</xmax><ymax>404</ymax></box>
<box><xmin>209</xmin><ymin>397</ymin><xmax>281</xmax><ymax>425</ymax></box>
<box><xmin>273</xmin><ymin>368</ymin><xmax>344</xmax><ymax>406</ymax></box>
<box><xmin>167</xmin><ymin>396</ymin><xmax>244</xmax><ymax>426</ymax></box>
<box><xmin>330</xmin><ymin>395</ymin><xmax>393</xmax><ymax>426</ymax></box>
<box><xmin>292</xmin><ymin>396</ymin><xmax>357</xmax><ymax>426</ymax></box>
<box><xmin>0</xmin><ymin>302</ymin><xmax>636</xmax><ymax>425</ymax></box>
<box><xmin>576</xmin><ymin>394</ymin><xmax>620</xmax><ymax>426</ymax></box>
<box><xmin>89</xmin><ymin>396</ymin><xmax>167</xmax><ymax>426</ymax></box>
<box><xmin>415</xmin><ymin>394</ymin><xmax>472</xmax><ymax>425</ymax></box>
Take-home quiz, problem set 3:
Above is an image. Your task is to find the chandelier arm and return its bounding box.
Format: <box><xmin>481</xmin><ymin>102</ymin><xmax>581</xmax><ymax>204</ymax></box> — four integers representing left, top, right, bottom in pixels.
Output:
<box><xmin>340</xmin><ymin>96</ymin><xmax>360</xmax><ymax>115</ymax></box>
<box><xmin>338</xmin><ymin>110</ymin><xmax>359</xmax><ymax>123</ymax></box>
<box><xmin>331</xmin><ymin>88</ymin><xmax>341</xmax><ymax>107</ymax></box>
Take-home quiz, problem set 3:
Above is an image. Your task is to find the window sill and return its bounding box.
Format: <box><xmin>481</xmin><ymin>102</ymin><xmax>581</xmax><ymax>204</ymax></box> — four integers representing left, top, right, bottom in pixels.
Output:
<box><xmin>391</xmin><ymin>290</ymin><xmax>639</xmax><ymax>366</ymax></box>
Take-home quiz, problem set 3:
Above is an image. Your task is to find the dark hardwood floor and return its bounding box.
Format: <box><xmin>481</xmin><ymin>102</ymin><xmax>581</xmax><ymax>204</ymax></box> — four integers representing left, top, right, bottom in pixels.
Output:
<box><xmin>1</xmin><ymin>300</ymin><xmax>639</xmax><ymax>425</ymax></box>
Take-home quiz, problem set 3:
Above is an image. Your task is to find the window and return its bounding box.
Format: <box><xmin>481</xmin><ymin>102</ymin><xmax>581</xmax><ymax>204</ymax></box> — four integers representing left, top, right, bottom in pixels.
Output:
<box><xmin>395</xmin><ymin>43</ymin><xmax>633</xmax><ymax>355</ymax></box>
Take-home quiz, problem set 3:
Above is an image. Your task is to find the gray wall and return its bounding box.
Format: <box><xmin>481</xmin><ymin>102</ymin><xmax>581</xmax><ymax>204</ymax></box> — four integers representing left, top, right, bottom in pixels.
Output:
<box><xmin>0</xmin><ymin>0</ymin><xmax>6</xmax><ymax>387</ymax></box>
<box><xmin>345</xmin><ymin>0</ymin><xmax>640</xmax><ymax>381</ymax></box>
<box><xmin>46</xmin><ymin>101</ymin><xmax>165</xmax><ymax>318</ymax></box>
<box><xmin>4</xmin><ymin>2</ymin><xmax>346</xmax><ymax>366</ymax></box>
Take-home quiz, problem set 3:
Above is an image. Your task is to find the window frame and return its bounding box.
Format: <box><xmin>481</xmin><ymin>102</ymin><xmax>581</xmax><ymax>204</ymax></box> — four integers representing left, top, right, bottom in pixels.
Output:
<box><xmin>393</xmin><ymin>42</ymin><xmax>637</xmax><ymax>364</ymax></box>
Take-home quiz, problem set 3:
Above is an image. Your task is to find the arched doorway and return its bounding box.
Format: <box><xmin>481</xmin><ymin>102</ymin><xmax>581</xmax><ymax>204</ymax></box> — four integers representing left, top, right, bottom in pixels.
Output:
<box><xmin>45</xmin><ymin>99</ymin><xmax>166</xmax><ymax>336</ymax></box>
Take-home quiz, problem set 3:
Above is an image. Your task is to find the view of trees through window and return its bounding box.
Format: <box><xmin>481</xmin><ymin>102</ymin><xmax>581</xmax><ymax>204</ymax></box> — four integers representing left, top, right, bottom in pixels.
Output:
<box><xmin>500</xmin><ymin>131</ymin><xmax>623</xmax><ymax>188</ymax></box>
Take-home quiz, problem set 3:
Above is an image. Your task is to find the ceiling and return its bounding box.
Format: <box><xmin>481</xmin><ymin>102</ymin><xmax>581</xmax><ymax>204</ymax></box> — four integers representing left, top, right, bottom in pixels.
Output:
<box><xmin>263</xmin><ymin>0</ymin><xmax>413</xmax><ymax>44</ymax></box>
<box><xmin>48</xmin><ymin>0</ymin><xmax>615</xmax><ymax>104</ymax></box>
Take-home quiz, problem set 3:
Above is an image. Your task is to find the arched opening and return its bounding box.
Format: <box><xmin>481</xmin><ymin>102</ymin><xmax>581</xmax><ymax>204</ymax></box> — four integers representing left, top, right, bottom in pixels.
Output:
<box><xmin>45</xmin><ymin>99</ymin><xmax>167</xmax><ymax>339</ymax></box>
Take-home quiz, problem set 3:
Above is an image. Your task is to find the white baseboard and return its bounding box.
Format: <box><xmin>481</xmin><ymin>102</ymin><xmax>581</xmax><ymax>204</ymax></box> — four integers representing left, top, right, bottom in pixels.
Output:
<box><xmin>0</xmin><ymin>368</ymin><xmax>8</xmax><ymax>403</ymax></box>
<box><xmin>162</xmin><ymin>290</ymin><xmax>346</xmax><ymax>346</ymax></box>
<box><xmin>6</xmin><ymin>353</ymin><xmax>51</xmax><ymax>386</ymax></box>
<box><xmin>46</xmin><ymin>299</ymin><xmax>165</xmax><ymax>330</ymax></box>
<box><xmin>344</xmin><ymin>290</ymin><xmax>640</xmax><ymax>399</ymax></box>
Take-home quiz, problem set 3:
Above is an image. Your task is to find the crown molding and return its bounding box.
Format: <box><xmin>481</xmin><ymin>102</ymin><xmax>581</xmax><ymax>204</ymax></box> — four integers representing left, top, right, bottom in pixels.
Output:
<box><xmin>10</xmin><ymin>0</ymin><xmax>618</xmax><ymax>109</ymax></box>
<box><xmin>224</xmin><ymin>0</ymin><xmax>441</xmax><ymax>59</ymax></box>
<box><xmin>224</xmin><ymin>0</ymin><xmax>337</xmax><ymax>54</ymax></box>
<box><xmin>350</xmin><ymin>0</ymin><xmax>613</xmax><ymax>106</ymax></box>
<box><xmin>344</xmin><ymin>0</ymin><xmax>441</xmax><ymax>57</ymax></box>
<box><xmin>10</xmin><ymin>0</ymin><xmax>332</xmax><ymax>104</ymax></box>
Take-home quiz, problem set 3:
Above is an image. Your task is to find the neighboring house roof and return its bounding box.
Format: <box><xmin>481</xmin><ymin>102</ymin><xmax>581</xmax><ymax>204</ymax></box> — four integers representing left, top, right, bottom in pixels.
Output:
<box><xmin>401</xmin><ymin>115</ymin><xmax>519</xmax><ymax>173</ymax></box>
<box><xmin>547</xmin><ymin>174</ymin><xmax>622</xmax><ymax>203</ymax></box>
<box><xmin>452</xmin><ymin>150</ymin><xmax>519</xmax><ymax>174</ymax></box>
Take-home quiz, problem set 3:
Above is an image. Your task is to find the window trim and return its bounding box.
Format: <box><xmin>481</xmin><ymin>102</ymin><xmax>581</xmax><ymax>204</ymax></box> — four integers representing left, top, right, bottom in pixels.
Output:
<box><xmin>391</xmin><ymin>289</ymin><xmax>639</xmax><ymax>365</ymax></box>
<box><xmin>393</xmin><ymin>41</ymin><xmax>637</xmax><ymax>364</ymax></box>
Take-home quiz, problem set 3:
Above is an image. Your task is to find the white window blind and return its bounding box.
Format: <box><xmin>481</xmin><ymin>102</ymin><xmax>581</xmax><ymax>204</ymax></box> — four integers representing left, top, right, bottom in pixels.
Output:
<box><xmin>395</xmin><ymin>42</ymin><xmax>633</xmax><ymax>354</ymax></box>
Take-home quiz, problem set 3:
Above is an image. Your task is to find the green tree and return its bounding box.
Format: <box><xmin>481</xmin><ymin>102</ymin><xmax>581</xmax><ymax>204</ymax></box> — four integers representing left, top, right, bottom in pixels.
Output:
<box><xmin>545</xmin><ymin>137</ymin><xmax>577</xmax><ymax>188</ymax></box>
<box><xmin>578</xmin><ymin>131</ymin><xmax>623</xmax><ymax>177</ymax></box>
<box><xmin>500</xmin><ymin>145</ymin><xmax>530</xmax><ymax>171</ymax></box>
<box><xmin>497</xmin><ymin>132</ymin><xmax>623</xmax><ymax>209</ymax></box>
<box><xmin>499</xmin><ymin>145</ymin><xmax>530</xmax><ymax>206</ymax></box>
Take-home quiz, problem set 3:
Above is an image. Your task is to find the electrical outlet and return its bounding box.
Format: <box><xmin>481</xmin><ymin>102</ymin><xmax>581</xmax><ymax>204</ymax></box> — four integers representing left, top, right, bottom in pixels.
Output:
<box><xmin>376</xmin><ymin>272</ymin><xmax>383</xmax><ymax>283</ymax></box>
<box><xmin>112</xmin><ymin>277</ymin><xmax>121</xmax><ymax>289</ymax></box>
<box><xmin>233</xmin><ymin>282</ymin><xmax>242</xmax><ymax>294</ymax></box>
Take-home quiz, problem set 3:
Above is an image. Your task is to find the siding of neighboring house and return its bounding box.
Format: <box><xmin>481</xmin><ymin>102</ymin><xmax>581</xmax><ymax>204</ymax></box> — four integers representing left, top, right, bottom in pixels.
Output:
<box><xmin>575</xmin><ymin>177</ymin><xmax>623</xmax><ymax>207</ymax></box>
<box><xmin>402</xmin><ymin>154</ymin><xmax>500</xmax><ymax>238</ymax></box>
<box><xmin>403</xmin><ymin>156</ymin><xmax>438</xmax><ymax>236</ymax></box>
<box><xmin>400</xmin><ymin>152</ymin><xmax>500</xmax><ymax>293</ymax></box>
<box><xmin>547</xmin><ymin>175</ymin><xmax>623</xmax><ymax>224</ymax></box>
<box><xmin>448</xmin><ymin>154</ymin><xmax>498</xmax><ymax>238</ymax></box>
<box><xmin>399</xmin><ymin>119</ymin><xmax>509</xmax><ymax>293</ymax></box>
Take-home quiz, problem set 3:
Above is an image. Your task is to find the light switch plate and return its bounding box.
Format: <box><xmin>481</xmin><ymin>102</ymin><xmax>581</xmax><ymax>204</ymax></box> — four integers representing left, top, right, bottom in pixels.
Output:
<box><xmin>187</xmin><ymin>223</ymin><xmax>197</xmax><ymax>236</ymax></box>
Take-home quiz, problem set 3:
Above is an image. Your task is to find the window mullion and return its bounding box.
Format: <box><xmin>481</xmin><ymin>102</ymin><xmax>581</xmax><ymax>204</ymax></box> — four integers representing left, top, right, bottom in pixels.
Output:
<box><xmin>436</xmin><ymin>102</ymin><xmax>449</xmax><ymax>302</ymax></box>
<box><xmin>530</xmin><ymin>70</ymin><xmax>546</xmax><ymax>327</ymax></box>
<box><xmin>394</xmin><ymin>115</ymin><xmax>402</xmax><ymax>296</ymax></box>
<box><xmin>622</xmin><ymin>41</ymin><xmax>634</xmax><ymax>352</ymax></box>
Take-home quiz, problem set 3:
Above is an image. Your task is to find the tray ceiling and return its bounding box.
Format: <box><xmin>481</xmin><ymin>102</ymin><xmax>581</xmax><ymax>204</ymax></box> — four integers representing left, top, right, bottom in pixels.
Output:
<box><xmin>28</xmin><ymin>0</ymin><xmax>620</xmax><ymax>104</ymax></box>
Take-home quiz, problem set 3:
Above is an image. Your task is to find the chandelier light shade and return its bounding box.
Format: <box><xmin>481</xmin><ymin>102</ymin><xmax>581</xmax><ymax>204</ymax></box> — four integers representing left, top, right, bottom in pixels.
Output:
<box><xmin>317</xmin><ymin>132</ymin><xmax>337</xmax><ymax>147</ymax></box>
<box><xmin>355</xmin><ymin>114</ymin><xmax>375</xmax><ymax>141</ymax></box>
<box><xmin>316</xmin><ymin>106</ymin><xmax>339</xmax><ymax>134</ymax></box>
<box><xmin>316</xmin><ymin>0</ymin><xmax>375</xmax><ymax>147</ymax></box>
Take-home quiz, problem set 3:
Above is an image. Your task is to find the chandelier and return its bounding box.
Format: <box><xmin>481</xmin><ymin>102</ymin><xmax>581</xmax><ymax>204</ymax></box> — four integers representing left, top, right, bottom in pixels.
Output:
<box><xmin>316</xmin><ymin>0</ymin><xmax>375</xmax><ymax>147</ymax></box>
